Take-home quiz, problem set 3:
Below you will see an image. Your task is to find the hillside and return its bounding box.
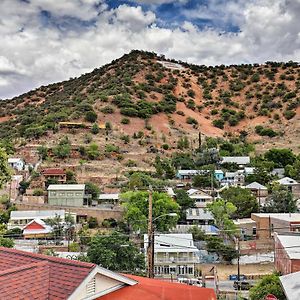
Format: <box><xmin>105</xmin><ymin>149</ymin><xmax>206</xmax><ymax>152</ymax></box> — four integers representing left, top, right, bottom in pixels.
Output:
<box><xmin>1</xmin><ymin>51</ymin><xmax>300</xmax><ymax>180</ymax></box>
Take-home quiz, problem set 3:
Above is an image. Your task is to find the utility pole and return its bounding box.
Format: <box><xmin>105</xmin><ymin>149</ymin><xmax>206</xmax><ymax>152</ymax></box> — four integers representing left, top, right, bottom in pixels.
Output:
<box><xmin>147</xmin><ymin>187</ymin><xmax>154</xmax><ymax>278</ymax></box>
<box><xmin>198</xmin><ymin>131</ymin><xmax>202</xmax><ymax>150</ymax></box>
<box><xmin>237</xmin><ymin>237</ymin><xmax>241</xmax><ymax>291</ymax></box>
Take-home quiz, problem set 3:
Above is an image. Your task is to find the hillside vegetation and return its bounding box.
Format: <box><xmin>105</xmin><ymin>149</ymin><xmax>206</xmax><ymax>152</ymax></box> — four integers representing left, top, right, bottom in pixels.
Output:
<box><xmin>1</xmin><ymin>50</ymin><xmax>300</xmax><ymax>151</ymax></box>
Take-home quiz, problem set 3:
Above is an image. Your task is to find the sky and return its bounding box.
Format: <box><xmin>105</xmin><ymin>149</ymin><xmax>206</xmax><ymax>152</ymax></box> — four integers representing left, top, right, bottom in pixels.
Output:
<box><xmin>0</xmin><ymin>0</ymin><xmax>300</xmax><ymax>99</ymax></box>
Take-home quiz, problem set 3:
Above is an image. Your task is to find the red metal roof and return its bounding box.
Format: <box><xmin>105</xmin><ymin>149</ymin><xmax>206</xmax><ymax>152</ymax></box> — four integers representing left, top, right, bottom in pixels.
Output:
<box><xmin>99</xmin><ymin>274</ymin><xmax>217</xmax><ymax>300</ymax></box>
<box><xmin>42</xmin><ymin>168</ymin><xmax>66</xmax><ymax>175</ymax></box>
<box><xmin>0</xmin><ymin>247</ymin><xmax>95</xmax><ymax>299</ymax></box>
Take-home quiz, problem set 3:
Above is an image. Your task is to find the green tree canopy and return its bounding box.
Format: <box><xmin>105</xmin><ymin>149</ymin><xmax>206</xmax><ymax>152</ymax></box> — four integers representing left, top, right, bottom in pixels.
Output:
<box><xmin>0</xmin><ymin>237</ymin><xmax>14</xmax><ymax>248</ymax></box>
<box><xmin>249</xmin><ymin>273</ymin><xmax>286</xmax><ymax>300</ymax></box>
<box><xmin>121</xmin><ymin>191</ymin><xmax>180</xmax><ymax>232</ymax></box>
<box><xmin>263</xmin><ymin>185</ymin><xmax>297</xmax><ymax>213</ymax></box>
<box><xmin>207</xmin><ymin>199</ymin><xmax>237</xmax><ymax>239</ymax></box>
<box><xmin>175</xmin><ymin>189</ymin><xmax>195</xmax><ymax>221</ymax></box>
<box><xmin>87</xmin><ymin>232</ymin><xmax>144</xmax><ymax>273</ymax></box>
<box><xmin>221</xmin><ymin>187</ymin><xmax>258</xmax><ymax>218</ymax></box>
<box><xmin>85</xmin><ymin>182</ymin><xmax>100</xmax><ymax>200</ymax></box>
<box><xmin>193</xmin><ymin>174</ymin><xmax>218</xmax><ymax>188</ymax></box>
<box><xmin>264</xmin><ymin>148</ymin><xmax>296</xmax><ymax>168</ymax></box>
<box><xmin>0</xmin><ymin>148</ymin><xmax>11</xmax><ymax>189</ymax></box>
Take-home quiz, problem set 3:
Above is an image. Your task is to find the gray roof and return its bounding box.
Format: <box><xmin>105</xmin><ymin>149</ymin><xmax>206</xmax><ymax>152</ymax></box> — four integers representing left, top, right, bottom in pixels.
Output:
<box><xmin>221</xmin><ymin>156</ymin><xmax>250</xmax><ymax>165</ymax></box>
<box><xmin>276</xmin><ymin>177</ymin><xmax>299</xmax><ymax>186</ymax></box>
<box><xmin>280</xmin><ymin>271</ymin><xmax>300</xmax><ymax>300</ymax></box>
<box><xmin>245</xmin><ymin>182</ymin><xmax>267</xmax><ymax>190</ymax></box>
<box><xmin>48</xmin><ymin>184</ymin><xmax>85</xmax><ymax>191</ymax></box>
<box><xmin>10</xmin><ymin>210</ymin><xmax>65</xmax><ymax>220</ymax></box>
<box><xmin>276</xmin><ymin>234</ymin><xmax>300</xmax><ymax>259</ymax></box>
<box><xmin>99</xmin><ymin>193</ymin><xmax>119</xmax><ymax>200</ymax></box>
<box><xmin>177</xmin><ymin>170</ymin><xmax>208</xmax><ymax>176</ymax></box>
<box><xmin>186</xmin><ymin>208</ymin><xmax>214</xmax><ymax>220</ymax></box>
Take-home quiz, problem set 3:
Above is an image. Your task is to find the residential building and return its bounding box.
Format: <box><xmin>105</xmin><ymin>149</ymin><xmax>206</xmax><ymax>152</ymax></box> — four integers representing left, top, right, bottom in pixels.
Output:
<box><xmin>245</xmin><ymin>182</ymin><xmax>268</xmax><ymax>198</ymax></box>
<box><xmin>176</xmin><ymin>169</ymin><xmax>222</xmax><ymax>181</ymax></box>
<box><xmin>42</xmin><ymin>168</ymin><xmax>67</xmax><ymax>185</ymax></box>
<box><xmin>47</xmin><ymin>184</ymin><xmax>86</xmax><ymax>207</ymax></box>
<box><xmin>275</xmin><ymin>177</ymin><xmax>300</xmax><ymax>198</ymax></box>
<box><xmin>98</xmin><ymin>193</ymin><xmax>119</xmax><ymax>204</ymax></box>
<box><xmin>244</xmin><ymin>167</ymin><xmax>255</xmax><ymax>176</ymax></box>
<box><xmin>280</xmin><ymin>271</ymin><xmax>300</xmax><ymax>300</ymax></box>
<box><xmin>214</xmin><ymin>169</ymin><xmax>224</xmax><ymax>181</ymax></box>
<box><xmin>271</xmin><ymin>168</ymin><xmax>285</xmax><ymax>179</ymax></box>
<box><xmin>220</xmin><ymin>156</ymin><xmax>250</xmax><ymax>167</ymax></box>
<box><xmin>251</xmin><ymin>213</ymin><xmax>300</xmax><ymax>240</ymax></box>
<box><xmin>187</xmin><ymin>189</ymin><xmax>213</xmax><ymax>208</ymax></box>
<box><xmin>0</xmin><ymin>247</ymin><xmax>216</xmax><ymax>300</ymax></box>
<box><xmin>186</xmin><ymin>208</ymin><xmax>214</xmax><ymax>225</ymax></box>
<box><xmin>144</xmin><ymin>233</ymin><xmax>200</xmax><ymax>279</ymax></box>
<box><xmin>22</xmin><ymin>218</ymin><xmax>53</xmax><ymax>239</ymax></box>
<box><xmin>274</xmin><ymin>232</ymin><xmax>300</xmax><ymax>275</ymax></box>
<box><xmin>8</xmin><ymin>210</ymin><xmax>66</xmax><ymax>230</ymax></box>
<box><xmin>8</xmin><ymin>158</ymin><xmax>25</xmax><ymax>171</ymax></box>
<box><xmin>222</xmin><ymin>171</ymin><xmax>244</xmax><ymax>186</ymax></box>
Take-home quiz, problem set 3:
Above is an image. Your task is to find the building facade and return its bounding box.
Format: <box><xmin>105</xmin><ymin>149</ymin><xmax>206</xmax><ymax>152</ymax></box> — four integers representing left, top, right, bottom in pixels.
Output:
<box><xmin>47</xmin><ymin>184</ymin><xmax>85</xmax><ymax>207</ymax></box>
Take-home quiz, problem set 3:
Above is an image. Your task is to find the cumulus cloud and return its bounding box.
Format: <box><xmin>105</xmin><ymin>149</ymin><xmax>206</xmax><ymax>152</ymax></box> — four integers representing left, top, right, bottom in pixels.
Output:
<box><xmin>0</xmin><ymin>0</ymin><xmax>299</xmax><ymax>99</ymax></box>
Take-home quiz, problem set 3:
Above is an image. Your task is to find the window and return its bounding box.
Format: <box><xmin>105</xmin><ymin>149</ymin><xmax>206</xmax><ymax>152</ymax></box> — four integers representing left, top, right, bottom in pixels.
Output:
<box><xmin>252</xmin><ymin>227</ymin><xmax>257</xmax><ymax>235</ymax></box>
<box><xmin>67</xmin><ymin>192</ymin><xmax>73</xmax><ymax>196</ymax></box>
<box><xmin>188</xmin><ymin>267</ymin><xmax>194</xmax><ymax>274</ymax></box>
<box><xmin>75</xmin><ymin>192</ymin><xmax>82</xmax><ymax>196</ymax></box>
<box><xmin>59</xmin><ymin>192</ymin><xmax>65</xmax><ymax>196</ymax></box>
<box><xmin>163</xmin><ymin>266</ymin><xmax>169</xmax><ymax>275</ymax></box>
<box><xmin>51</xmin><ymin>192</ymin><xmax>56</xmax><ymax>196</ymax></box>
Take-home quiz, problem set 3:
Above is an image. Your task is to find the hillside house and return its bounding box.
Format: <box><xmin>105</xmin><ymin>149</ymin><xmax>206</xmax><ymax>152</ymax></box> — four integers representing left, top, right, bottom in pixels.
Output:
<box><xmin>233</xmin><ymin>218</ymin><xmax>257</xmax><ymax>239</ymax></box>
<box><xmin>144</xmin><ymin>233</ymin><xmax>200</xmax><ymax>279</ymax></box>
<box><xmin>176</xmin><ymin>169</ymin><xmax>223</xmax><ymax>181</ymax></box>
<box><xmin>220</xmin><ymin>156</ymin><xmax>250</xmax><ymax>167</ymax></box>
<box><xmin>8</xmin><ymin>158</ymin><xmax>25</xmax><ymax>171</ymax></box>
<box><xmin>275</xmin><ymin>177</ymin><xmax>300</xmax><ymax>198</ymax></box>
<box><xmin>8</xmin><ymin>210</ymin><xmax>66</xmax><ymax>230</ymax></box>
<box><xmin>187</xmin><ymin>189</ymin><xmax>213</xmax><ymax>208</ymax></box>
<box><xmin>186</xmin><ymin>208</ymin><xmax>214</xmax><ymax>225</ymax></box>
<box><xmin>245</xmin><ymin>182</ymin><xmax>268</xmax><ymax>205</ymax></box>
<box><xmin>42</xmin><ymin>168</ymin><xmax>66</xmax><ymax>186</ymax></box>
<box><xmin>222</xmin><ymin>171</ymin><xmax>245</xmax><ymax>186</ymax></box>
<box><xmin>98</xmin><ymin>193</ymin><xmax>119</xmax><ymax>204</ymax></box>
<box><xmin>47</xmin><ymin>184</ymin><xmax>86</xmax><ymax>207</ymax></box>
<box><xmin>22</xmin><ymin>218</ymin><xmax>53</xmax><ymax>239</ymax></box>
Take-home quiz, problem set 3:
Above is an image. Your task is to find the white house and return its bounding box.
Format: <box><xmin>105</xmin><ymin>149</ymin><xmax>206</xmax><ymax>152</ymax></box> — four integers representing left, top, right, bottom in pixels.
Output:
<box><xmin>222</xmin><ymin>171</ymin><xmax>245</xmax><ymax>186</ymax></box>
<box><xmin>186</xmin><ymin>208</ymin><xmax>214</xmax><ymax>225</ymax></box>
<box><xmin>8</xmin><ymin>158</ymin><xmax>25</xmax><ymax>171</ymax></box>
<box><xmin>144</xmin><ymin>233</ymin><xmax>200</xmax><ymax>279</ymax></box>
<box><xmin>8</xmin><ymin>210</ymin><xmax>67</xmax><ymax>230</ymax></box>
<box><xmin>221</xmin><ymin>156</ymin><xmax>250</xmax><ymax>167</ymax></box>
<box><xmin>187</xmin><ymin>189</ymin><xmax>213</xmax><ymax>208</ymax></box>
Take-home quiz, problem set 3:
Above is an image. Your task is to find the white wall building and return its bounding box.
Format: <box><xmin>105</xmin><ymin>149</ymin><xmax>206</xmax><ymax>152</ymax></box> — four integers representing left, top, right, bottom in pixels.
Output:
<box><xmin>8</xmin><ymin>158</ymin><xmax>25</xmax><ymax>171</ymax></box>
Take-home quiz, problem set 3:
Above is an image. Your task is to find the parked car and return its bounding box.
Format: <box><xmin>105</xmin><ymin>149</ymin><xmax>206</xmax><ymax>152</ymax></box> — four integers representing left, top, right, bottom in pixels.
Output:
<box><xmin>233</xmin><ymin>281</ymin><xmax>253</xmax><ymax>290</ymax></box>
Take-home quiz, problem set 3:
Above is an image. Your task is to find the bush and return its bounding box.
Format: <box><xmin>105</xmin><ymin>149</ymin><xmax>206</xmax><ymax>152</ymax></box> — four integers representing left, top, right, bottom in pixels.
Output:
<box><xmin>85</xmin><ymin>111</ymin><xmax>97</xmax><ymax>122</ymax></box>
<box><xmin>283</xmin><ymin>110</ymin><xmax>296</xmax><ymax>120</ymax></box>
<box><xmin>100</xmin><ymin>106</ymin><xmax>114</xmax><ymax>114</ymax></box>
<box><xmin>213</xmin><ymin>119</ymin><xmax>225</xmax><ymax>129</ymax></box>
<box><xmin>255</xmin><ymin>125</ymin><xmax>278</xmax><ymax>137</ymax></box>
<box><xmin>91</xmin><ymin>123</ymin><xmax>99</xmax><ymax>134</ymax></box>
<box><xmin>186</xmin><ymin>117</ymin><xmax>198</xmax><ymax>125</ymax></box>
<box><xmin>88</xmin><ymin>217</ymin><xmax>98</xmax><ymax>229</ymax></box>
<box><xmin>121</xmin><ymin>117</ymin><xmax>130</xmax><ymax>124</ymax></box>
<box><xmin>33</xmin><ymin>189</ymin><xmax>44</xmax><ymax>196</ymax></box>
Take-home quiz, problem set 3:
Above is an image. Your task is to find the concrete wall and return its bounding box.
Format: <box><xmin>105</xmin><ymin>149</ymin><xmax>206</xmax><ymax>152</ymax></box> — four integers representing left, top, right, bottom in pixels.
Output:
<box><xmin>48</xmin><ymin>188</ymin><xmax>84</xmax><ymax>207</ymax></box>
<box><xmin>22</xmin><ymin>195</ymin><xmax>45</xmax><ymax>204</ymax></box>
<box><xmin>15</xmin><ymin>203</ymin><xmax>123</xmax><ymax>223</ymax></box>
<box><xmin>251</xmin><ymin>215</ymin><xmax>271</xmax><ymax>240</ymax></box>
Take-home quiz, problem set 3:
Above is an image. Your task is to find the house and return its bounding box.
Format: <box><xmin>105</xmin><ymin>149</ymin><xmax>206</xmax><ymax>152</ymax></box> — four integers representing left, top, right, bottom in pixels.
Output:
<box><xmin>251</xmin><ymin>213</ymin><xmax>300</xmax><ymax>240</ymax></box>
<box><xmin>186</xmin><ymin>208</ymin><xmax>214</xmax><ymax>225</ymax></box>
<box><xmin>144</xmin><ymin>233</ymin><xmax>200</xmax><ymax>279</ymax></box>
<box><xmin>275</xmin><ymin>177</ymin><xmax>300</xmax><ymax>198</ymax></box>
<box><xmin>42</xmin><ymin>168</ymin><xmax>67</xmax><ymax>185</ymax></box>
<box><xmin>22</xmin><ymin>218</ymin><xmax>53</xmax><ymax>239</ymax></box>
<box><xmin>271</xmin><ymin>168</ymin><xmax>285</xmax><ymax>179</ymax></box>
<box><xmin>187</xmin><ymin>189</ymin><xmax>213</xmax><ymax>208</ymax></box>
<box><xmin>8</xmin><ymin>158</ymin><xmax>25</xmax><ymax>171</ymax></box>
<box><xmin>47</xmin><ymin>184</ymin><xmax>86</xmax><ymax>207</ymax></box>
<box><xmin>244</xmin><ymin>167</ymin><xmax>255</xmax><ymax>176</ymax></box>
<box><xmin>98</xmin><ymin>193</ymin><xmax>119</xmax><ymax>204</ymax></box>
<box><xmin>8</xmin><ymin>210</ymin><xmax>66</xmax><ymax>230</ymax></box>
<box><xmin>176</xmin><ymin>170</ymin><xmax>208</xmax><ymax>180</ymax></box>
<box><xmin>222</xmin><ymin>171</ymin><xmax>244</xmax><ymax>186</ymax></box>
<box><xmin>214</xmin><ymin>169</ymin><xmax>224</xmax><ymax>181</ymax></box>
<box><xmin>100</xmin><ymin>273</ymin><xmax>216</xmax><ymax>300</ymax></box>
<box><xmin>0</xmin><ymin>247</ymin><xmax>216</xmax><ymax>300</ymax></box>
<box><xmin>280</xmin><ymin>271</ymin><xmax>300</xmax><ymax>300</ymax></box>
<box><xmin>220</xmin><ymin>156</ymin><xmax>250</xmax><ymax>167</ymax></box>
<box><xmin>274</xmin><ymin>232</ymin><xmax>300</xmax><ymax>275</ymax></box>
<box><xmin>245</xmin><ymin>182</ymin><xmax>268</xmax><ymax>201</ymax></box>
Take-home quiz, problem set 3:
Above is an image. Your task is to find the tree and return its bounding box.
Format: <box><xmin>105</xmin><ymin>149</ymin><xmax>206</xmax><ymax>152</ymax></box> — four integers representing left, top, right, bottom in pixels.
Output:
<box><xmin>91</xmin><ymin>123</ymin><xmax>99</xmax><ymax>134</ymax></box>
<box><xmin>0</xmin><ymin>148</ymin><xmax>11</xmax><ymax>189</ymax></box>
<box><xmin>85</xmin><ymin>110</ymin><xmax>97</xmax><ymax>123</ymax></box>
<box><xmin>121</xmin><ymin>191</ymin><xmax>180</xmax><ymax>232</ymax></box>
<box><xmin>154</xmin><ymin>156</ymin><xmax>175</xmax><ymax>179</ymax></box>
<box><xmin>193</xmin><ymin>174</ymin><xmax>217</xmax><ymax>188</ymax></box>
<box><xmin>0</xmin><ymin>237</ymin><xmax>14</xmax><ymax>248</ymax></box>
<box><xmin>175</xmin><ymin>189</ymin><xmax>195</xmax><ymax>221</ymax></box>
<box><xmin>53</xmin><ymin>137</ymin><xmax>71</xmax><ymax>159</ymax></box>
<box><xmin>285</xmin><ymin>159</ymin><xmax>300</xmax><ymax>180</ymax></box>
<box><xmin>87</xmin><ymin>232</ymin><xmax>145</xmax><ymax>273</ymax></box>
<box><xmin>246</xmin><ymin>167</ymin><xmax>273</xmax><ymax>185</ymax></box>
<box><xmin>207</xmin><ymin>199</ymin><xmax>237</xmax><ymax>239</ymax></box>
<box><xmin>88</xmin><ymin>217</ymin><xmax>98</xmax><ymax>229</ymax></box>
<box><xmin>249</xmin><ymin>273</ymin><xmax>286</xmax><ymax>300</ymax></box>
<box><xmin>263</xmin><ymin>185</ymin><xmax>297</xmax><ymax>213</ymax></box>
<box><xmin>84</xmin><ymin>182</ymin><xmax>100</xmax><ymax>200</ymax></box>
<box><xmin>37</xmin><ymin>145</ymin><xmax>48</xmax><ymax>160</ymax></box>
<box><xmin>86</xmin><ymin>143</ymin><xmax>100</xmax><ymax>160</ymax></box>
<box><xmin>264</xmin><ymin>148</ymin><xmax>296</xmax><ymax>168</ymax></box>
<box><xmin>221</xmin><ymin>187</ymin><xmax>258</xmax><ymax>218</ymax></box>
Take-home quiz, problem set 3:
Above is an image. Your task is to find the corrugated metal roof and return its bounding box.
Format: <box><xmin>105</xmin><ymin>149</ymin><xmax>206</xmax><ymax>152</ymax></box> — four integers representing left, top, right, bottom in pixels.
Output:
<box><xmin>99</xmin><ymin>194</ymin><xmax>119</xmax><ymax>200</ymax></box>
<box><xmin>10</xmin><ymin>210</ymin><xmax>65</xmax><ymax>220</ymax></box>
<box><xmin>221</xmin><ymin>156</ymin><xmax>250</xmax><ymax>165</ymax></box>
<box><xmin>280</xmin><ymin>271</ymin><xmax>300</xmax><ymax>299</ymax></box>
<box><xmin>276</xmin><ymin>234</ymin><xmax>300</xmax><ymax>259</ymax></box>
<box><xmin>47</xmin><ymin>184</ymin><xmax>85</xmax><ymax>191</ymax></box>
<box><xmin>245</xmin><ymin>182</ymin><xmax>267</xmax><ymax>190</ymax></box>
<box><xmin>186</xmin><ymin>208</ymin><xmax>214</xmax><ymax>220</ymax></box>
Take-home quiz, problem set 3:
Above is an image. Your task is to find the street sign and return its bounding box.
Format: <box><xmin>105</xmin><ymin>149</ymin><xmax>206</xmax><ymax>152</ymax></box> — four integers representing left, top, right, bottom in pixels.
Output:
<box><xmin>265</xmin><ymin>294</ymin><xmax>278</xmax><ymax>300</ymax></box>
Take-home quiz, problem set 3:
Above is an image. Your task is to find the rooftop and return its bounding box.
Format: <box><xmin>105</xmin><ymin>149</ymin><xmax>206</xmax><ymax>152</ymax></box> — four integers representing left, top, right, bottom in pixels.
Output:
<box><xmin>42</xmin><ymin>168</ymin><xmax>66</xmax><ymax>175</ymax></box>
<box><xmin>245</xmin><ymin>182</ymin><xmax>268</xmax><ymax>190</ymax></box>
<box><xmin>99</xmin><ymin>193</ymin><xmax>119</xmax><ymax>200</ymax></box>
<box><xmin>275</xmin><ymin>234</ymin><xmax>300</xmax><ymax>260</ymax></box>
<box><xmin>10</xmin><ymin>210</ymin><xmax>65</xmax><ymax>220</ymax></box>
<box><xmin>8</xmin><ymin>158</ymin><xmax>23</xmax><ymax>163</ymax></box>
<box><xmin>186</xmin><ymin>208</ymin><xmax>214</xmax><ymax>220</ymax></box>
<box><xmin>221</xmin><ymin>156</ymin><xmax>250</xmax><ymax>165</ymax></box>
<box><xmin>144</xmin><ymin>233</ymin><xmax>199</xmax><ymax>253</ymax></box>
<box><xmin>252</xmin><ymin>213</ymin><xmax>300</xmax><ymax>222</ymax></box>
<box><xmin>275</xmin><ymin>177</ymin><xmax>299</xmax><ymax>186</ymax></box>
<box><xmin>99</xmin><ymin>273</ymin><xmax>216</xmax><ymax>300</ymax></box>
<box><xmin>280</xmin><ymin>271</ymin><xmax>300</xmax><ymax>299</ymax></box>
<box><xmin>47</xmin><ymin>184</ymin><xmax>85</xmax><ymax>191</ymax></box>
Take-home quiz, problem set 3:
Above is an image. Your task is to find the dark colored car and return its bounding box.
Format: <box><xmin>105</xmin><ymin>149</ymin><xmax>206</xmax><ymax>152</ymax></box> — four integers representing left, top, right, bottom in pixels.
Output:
<box><xmin>233</xmin><ymin>281</ymin><xmax>253</xmax><ymax>290</ymax></box>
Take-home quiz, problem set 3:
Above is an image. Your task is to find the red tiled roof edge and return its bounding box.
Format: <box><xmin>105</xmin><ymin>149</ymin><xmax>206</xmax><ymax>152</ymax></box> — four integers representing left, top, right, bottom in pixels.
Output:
<box><xmin>0</xmin><ymin>261</ymin><xmax>48</xmax><ymax>276</ymax></box>
<box><xmin>42</xmin><ymin>168</ymin><xmax>66</xmax><ymax>175</ymax></box>
<box><xmin>0</xmin><ymin>247</ymin><xmax>95</xmax><ymax>269</ymax></box>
